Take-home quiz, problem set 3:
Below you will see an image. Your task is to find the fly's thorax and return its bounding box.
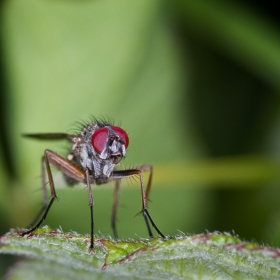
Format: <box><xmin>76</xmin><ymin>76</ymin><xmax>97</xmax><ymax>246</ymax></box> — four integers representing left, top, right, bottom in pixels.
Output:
<box><xmin>80</xmin><ymin>122</ymin><xmax>100</xmax><ymax>141</ymax></box>
<box><xmin>78</xmin><ymin>142</ymin><xmax>116</xmax><ymax>178</ymax></box>
<box><xmin>92</xmin><ymin>157</ymin><xmax>115</xmax><ymax>178</ymax></box>
<box><xmin>102</xmin><ymin>161</ymin><xmax>115</xmax><ymax>177</ymax></box>
<box><xmin>79</xmin><ymin>143</ymin><xmax>94</xmax><ymax>171</ymax></box>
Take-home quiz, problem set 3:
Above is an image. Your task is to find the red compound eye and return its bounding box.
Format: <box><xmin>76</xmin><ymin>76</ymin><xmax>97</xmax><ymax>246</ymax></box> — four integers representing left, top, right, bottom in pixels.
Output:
<box><xmin>111</xmin><ymin>126</ymin><xmax>129</xmax><ymax>148</ymax></box>
<box><xmin>91</xmin><ymin>126</ymin><xmax>129</xmax><ymax>154</ymax></box>
<box><xmin>92</xmin><ymin>128</ymin><xmax>108</xmax><ymax>154</ymax></box>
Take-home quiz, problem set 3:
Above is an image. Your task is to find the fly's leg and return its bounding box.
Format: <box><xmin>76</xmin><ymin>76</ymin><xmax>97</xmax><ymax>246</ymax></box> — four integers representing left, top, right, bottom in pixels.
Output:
<box><xmin>85</xmin><ymin>168</ymin><xmax>95</xmax><ymax>253</ymax></box>
<box><xmin>19</xmin><ymin>151</ymin><xmax>58</xmax><ymax>236</ymax></box>
<box><xmin>28</xmin><ymin>156</ymin><xmax>49</xmax><ymax>227</ymax></box>
<box><xmin>19</xmin><ymin>150</ymin><xmax>86</xmax><ymax>237</ymax></box>
<box><xmin>136</xmin><ymin>165</ymin><xmax>153</xmax><ymax>204</ymax></box>
<box><xmin>111</xmin><ymin>169</ymin><xmax>165</xmax><ymax>239</ymax></box>
<box><xmin>134</xmin><ymin>165</ymin><xmax>154</xmax><ymax>237</ymax></box>
<box><xmin>111</xmin><ymin>179</ymin><xmax>120</xmax><ymax>238</ymax></box>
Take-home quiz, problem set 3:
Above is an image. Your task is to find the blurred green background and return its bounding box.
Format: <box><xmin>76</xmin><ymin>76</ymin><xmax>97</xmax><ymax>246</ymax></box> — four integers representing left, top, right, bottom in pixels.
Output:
<box><xmin>1</xmin><ymin>0</ymin><xmax>280</xmax><ymax>276</ymax></box>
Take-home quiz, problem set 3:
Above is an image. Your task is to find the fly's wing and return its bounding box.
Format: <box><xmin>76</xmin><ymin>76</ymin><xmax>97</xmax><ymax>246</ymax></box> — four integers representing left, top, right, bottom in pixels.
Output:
<box><xmin>23</xmin><ymin>133</ymin><xmax>75</xmax><ymax>141</ymax></box>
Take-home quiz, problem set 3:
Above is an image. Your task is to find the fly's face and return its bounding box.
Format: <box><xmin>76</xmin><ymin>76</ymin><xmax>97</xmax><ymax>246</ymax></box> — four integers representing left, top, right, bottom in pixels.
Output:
<box><xmin>92</xmin><ymin>126</ymin><xmax>129</xmax><ymax>164</ymax></box>
<box><xmin>76</xmin><ymin>123</ymin><xmax>129</xmax><ymax>178</ymax></box>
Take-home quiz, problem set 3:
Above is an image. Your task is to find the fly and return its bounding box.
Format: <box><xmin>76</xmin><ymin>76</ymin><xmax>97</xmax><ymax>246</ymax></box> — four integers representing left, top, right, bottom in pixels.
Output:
<box><xmin>19</xmin><ymin>118</ymin><xmax>165</xmax><ymax>253</ymax></box>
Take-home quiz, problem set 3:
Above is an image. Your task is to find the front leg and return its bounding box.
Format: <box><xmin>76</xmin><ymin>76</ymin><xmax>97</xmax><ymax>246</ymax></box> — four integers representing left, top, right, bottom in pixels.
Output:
<box><xmin>111</xmin><ymin>179</ymin><xmax>120</xmax><ymax>238</ymax></box>
<box><xmin>111</xmin><ymin>168</ymin><xmax>165</xmax><ymax>239</ymax></box>
<box><xmin>85</xmin><ymin>168</ymin><xmax>95</xmax><ymax>253</ymax></box>
<box><xmin>135</xmin><ymin>165</ymin><xmax>153</xmax><ymax>204</ymax></box>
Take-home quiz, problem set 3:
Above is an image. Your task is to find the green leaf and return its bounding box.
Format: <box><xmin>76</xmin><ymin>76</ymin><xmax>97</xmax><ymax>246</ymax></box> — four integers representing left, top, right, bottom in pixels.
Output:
<box><xmin>1</xmin><ymin>226</ymin><xmax>280</xmax><ymax>279</ymax></box>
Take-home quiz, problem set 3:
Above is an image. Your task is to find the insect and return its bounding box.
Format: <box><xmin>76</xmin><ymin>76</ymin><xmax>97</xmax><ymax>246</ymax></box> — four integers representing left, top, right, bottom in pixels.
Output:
<box><xmin>19</xmin><ymin>118</ymin><xmax>165</xmax><ymax>252</ymax></box>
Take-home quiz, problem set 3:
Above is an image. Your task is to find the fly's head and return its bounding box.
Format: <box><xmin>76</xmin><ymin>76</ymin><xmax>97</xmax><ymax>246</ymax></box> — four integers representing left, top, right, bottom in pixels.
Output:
<box><xmin>74</xmin><ymin>122</ymin><xmax>129</xmax><ymax>178</ymax></box>
<box><xmin>92</xmin><ymin>125</ymin><xmax>129</xmax><ymax>164</ymax></box>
